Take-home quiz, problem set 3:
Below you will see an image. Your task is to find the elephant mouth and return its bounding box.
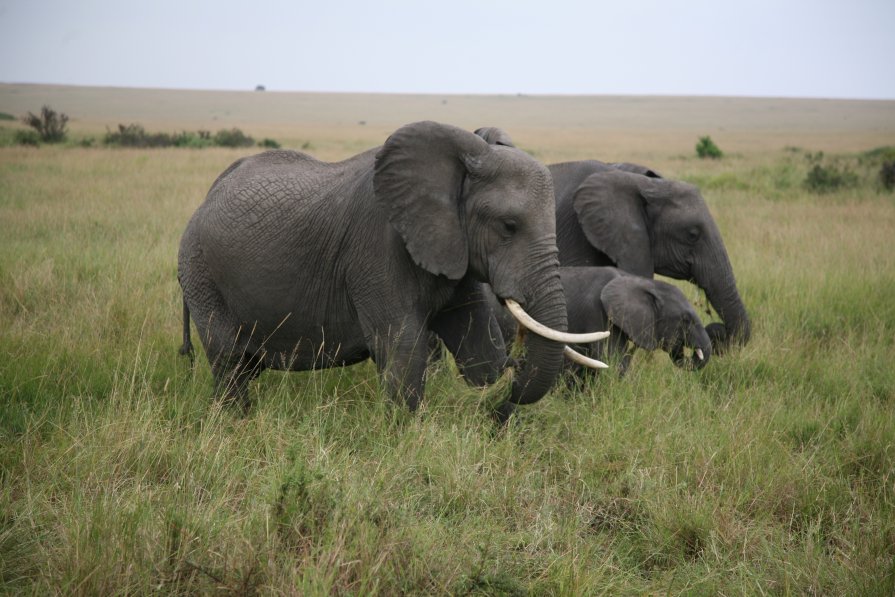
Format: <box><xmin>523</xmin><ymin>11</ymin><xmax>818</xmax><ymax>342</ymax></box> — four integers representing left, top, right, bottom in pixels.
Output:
<box><xmin>503</xmin><ymin>299</ymin><xmax>609</xmax><ymax>370</ymax></box>
<box><xmin>669</xmin><ymin>341</ymin><xmax>709</xmax><ymax>371</ymax></box>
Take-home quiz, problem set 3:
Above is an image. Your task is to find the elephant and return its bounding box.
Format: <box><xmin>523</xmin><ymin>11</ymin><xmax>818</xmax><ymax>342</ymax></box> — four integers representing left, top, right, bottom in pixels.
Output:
<box><xmin>177</xmin><ymin>121</ymin><xmax>606</xmax><ymax>418</ymax></box>
<box><xmin>559</xmin><ymin>267</ymin><xmax>712</xmax><ymax>376</ymax></box>
<box><xmin>474</xmin><ymin>127</ymin><xmax>751</xmax><ymax>353</ymax></box>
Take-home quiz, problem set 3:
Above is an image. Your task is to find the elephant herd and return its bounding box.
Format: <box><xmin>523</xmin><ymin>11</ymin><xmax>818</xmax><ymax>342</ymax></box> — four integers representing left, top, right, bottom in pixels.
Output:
<box><xmin>177</xmin><ymin>121</ymin><xmax>750</xmax><ymax>421</ymax></box>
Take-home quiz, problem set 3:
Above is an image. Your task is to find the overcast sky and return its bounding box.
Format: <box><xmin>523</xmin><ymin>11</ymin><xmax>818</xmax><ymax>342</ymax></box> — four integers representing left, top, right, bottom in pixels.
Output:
<box><xmin>1</xmin><ymin>0</ymin><xmax>893</xmax><ymax>99</ymax></box>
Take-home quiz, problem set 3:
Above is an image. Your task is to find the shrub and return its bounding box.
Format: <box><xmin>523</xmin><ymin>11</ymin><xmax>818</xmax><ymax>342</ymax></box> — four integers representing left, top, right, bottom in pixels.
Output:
<box><xmin>258</xmin><ymin>138</ymin><xmax>280</xmax><ymax>149</ymax></box>
<box><xmin>880</xmin><ymin>161</ymin><xmax>895</xmax><ymax>192</ymax></box>
<box><xmin>22</xmin><ymin>105</ymin><xmax>68</xmax><ymax>143</ymax></box>
<box><xmin>104</xmin><ymin>124</ymin><xmax>174</xmax><ymax>148</ymax></box>
<box><xmin>696</xmin><ymin>136</ymin><xmax>723</xmax><ymax>159</ymax></box>
<box><xmin>213</xmin><ymin>128</ymin><xmax>254</xmax><ymax>148</ymax></box>
<box><xmin>172</xmin><ymin>130</ymin><xmax>213</xmax><ymax>148</ymax></box>
<box><xmin>103</xmin><ymin>123</ymin><xmax>259</xmax><ymax>149</ymax></box>
<box><xmin>0</xmin><ymin>112</ymin><xmax>15</xmax><ymax>121</ymax></box>
<box><xmin>14</xmin><ymin>129</ymin><xmax>41</xmax><ymax>146</ymax></box>
<box><xmin>803</xmin><ymin>152</ymin><xmax>859</xmax><ymax>194</ymax></box>
<box><xmin>862</xmin><ymin>146</ymin><xmax>895</xmax><ymax>163</ymax></box>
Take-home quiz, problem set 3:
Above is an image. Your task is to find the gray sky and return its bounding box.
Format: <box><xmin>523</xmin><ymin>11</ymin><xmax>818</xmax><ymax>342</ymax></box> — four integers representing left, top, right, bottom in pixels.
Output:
<box><xmin>2</xmin><ymin>0</ymin><xmax>893</xmax><ymax>99</ymax></box>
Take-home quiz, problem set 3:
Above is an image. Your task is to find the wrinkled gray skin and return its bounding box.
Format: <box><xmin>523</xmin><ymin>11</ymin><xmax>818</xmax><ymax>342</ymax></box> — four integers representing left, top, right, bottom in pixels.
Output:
<box><xmin>178</xmin><ymin>121</ymin><xmax>566</xmax><ymax>419</ymax></box>
<box><xmin>560</xmin><ymin>267</ymin><xmax>712</xmax><ymax>376</ymax></box>
<box><xmin>475</xmin><ymin>127</ymin><xmax>751</xmax><ymax>353</ymax></box>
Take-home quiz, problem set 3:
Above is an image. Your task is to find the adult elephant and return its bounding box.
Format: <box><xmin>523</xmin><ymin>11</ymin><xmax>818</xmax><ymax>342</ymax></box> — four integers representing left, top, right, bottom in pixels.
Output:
<box><xmin>475</xmin><ymin>128</ymin><xmax>751</xmax><ymax>351</ymax></box>
<box><xmin>178</xmin><ymin>121</ymin><xmax>606</xmax><ymax>418</ymax></box>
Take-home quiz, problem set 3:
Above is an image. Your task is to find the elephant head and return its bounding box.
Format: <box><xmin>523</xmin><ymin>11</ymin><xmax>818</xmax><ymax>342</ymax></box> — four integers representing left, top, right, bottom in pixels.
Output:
<box><xmin>570</xmin><ymin>170</ymin><xmax>750</xmax><ymax>350</ymax></box>
<box><xmin>600</xmin><ymin>275</ymin><xmax>712</xmax><ymax>370</ymax></box>
<box><xmin>374</xmin><ymin>121</ymin><xmax>602</xmax><ymax>408</ymax></box>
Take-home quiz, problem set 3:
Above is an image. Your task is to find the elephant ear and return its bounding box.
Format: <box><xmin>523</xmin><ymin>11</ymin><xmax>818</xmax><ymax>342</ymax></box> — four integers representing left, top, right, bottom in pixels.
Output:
<box><xmin>572</xmin><ymin>170</ymin><xmax>654</xmax><ymax>277</ymax></box>
<box><xmin>374</xmin><ymin>121</ymin><xmax>489</xmax><ymax>279</ymax></box>
<box><xmin>601</xmin><ymin>276</ymin><xmax>660</xmax><ymax>350</ymax></box>
<box><xmin>610</xmin><ymin>162</ymin><xmax>662</xmax><ymax>178</ymax></box>
<box><xmin>473</xmin><ymin>127</ymin><xmax>516</xmax><ymax>147</ymax></box>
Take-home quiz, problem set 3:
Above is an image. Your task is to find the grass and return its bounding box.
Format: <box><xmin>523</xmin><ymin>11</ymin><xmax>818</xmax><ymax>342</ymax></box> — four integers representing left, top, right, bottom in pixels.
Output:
<box><xmin>1</xmin><ymin>95</ymin><xmax>894</xmax><ymax>593</ymax></box>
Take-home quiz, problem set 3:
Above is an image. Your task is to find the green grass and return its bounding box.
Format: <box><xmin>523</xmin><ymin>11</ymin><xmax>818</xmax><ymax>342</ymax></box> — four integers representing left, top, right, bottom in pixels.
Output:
<box><xmin>1</xmin><ymin>138</ymin><xmax>894</xmax><ymax>594</ymax></box>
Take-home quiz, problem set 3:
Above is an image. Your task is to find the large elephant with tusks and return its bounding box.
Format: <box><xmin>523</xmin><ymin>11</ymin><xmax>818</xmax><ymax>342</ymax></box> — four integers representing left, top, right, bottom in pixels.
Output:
<box><xmin>178</xmin><ymin>121</ymin><xmax>606</xmax><ymax>420</ymax></box>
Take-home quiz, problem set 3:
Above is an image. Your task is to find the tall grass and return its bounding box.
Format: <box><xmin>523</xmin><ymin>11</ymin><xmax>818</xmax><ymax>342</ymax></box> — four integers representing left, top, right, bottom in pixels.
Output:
<box><xmin>1</xmin><ymin>136</ymin><xmax>893</xmax><ymax>594</ymax></box>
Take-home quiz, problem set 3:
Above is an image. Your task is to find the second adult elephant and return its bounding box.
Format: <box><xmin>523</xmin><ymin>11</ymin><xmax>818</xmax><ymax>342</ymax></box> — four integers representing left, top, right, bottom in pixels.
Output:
<box><xmin>475</xmin><ymin>128</ymin><xmax>751</xmax><ymax>353</ymax></box>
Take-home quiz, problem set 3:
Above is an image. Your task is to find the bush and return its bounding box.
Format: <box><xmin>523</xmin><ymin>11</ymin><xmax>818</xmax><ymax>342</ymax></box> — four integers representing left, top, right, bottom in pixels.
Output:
<box><xmin>803</xmin><ymin>152</ymin><xmax>859</xmax><ymax>194</ymax></box>
<box><xmin>22</xmin><ymin>105</ymin><xmax>68</xmax><ymax>143</ymax></box>
<box><xmin>0</xmin><ymin>112</ymin><xmax>15</xmax><ymax>121</ymax></box>
<box><xmin>258</xmin><ymin>138</ymin><xmax>280</xmax><ymax>149</ymax></box>
<box><xmin>213</xmin><ymin>128</ymin><xmax>254</xmax><ymax>148</ymax></box>
<box><xmin>103</xmin><ymin>123</ymin><xmax>257</xmax><ymax>149</ymax></box>
<box><xmin>104</xmin><ymin>124</ymin><xmax>173</xmax><ymax>148</ymax></box>
<box><xmin>14</xmin><ymin>129</ymin><xmax>41</xmax><ymax>146</ymax></box>
<box><xmin>862</xmin><ymin>146</ymin><xmax>895</xmax><ymax>163</ymax></box>
<box><xmin>696</xmin><ymin>136</ymin><xmax>723</xmax><ymax>159</ymax></box>
<box><xmin>880</xmin><ymin>161</ymin><xmax>895</xmax><ymax>192</ymax></box>
<box><xmin>172</xmin><ymin>130</ymin><xmax>213</xmax><ymax>148</ymax></box>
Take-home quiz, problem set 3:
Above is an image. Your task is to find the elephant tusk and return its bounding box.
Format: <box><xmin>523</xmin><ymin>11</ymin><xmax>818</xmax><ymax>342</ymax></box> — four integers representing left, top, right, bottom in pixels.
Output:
<box><xmin>696</xmin><ymin>348</ymin><xmax>705</xmax><ymax>361</ymax></box>
<box><xmin>564</xmin><ymin>345</ymin><xmax>609</xmax><ymax>369</ymax></box>
<box><xmin>505</xmin><ymin>299</ymin><xmax>610</xmax><ymax>343</ymax></box>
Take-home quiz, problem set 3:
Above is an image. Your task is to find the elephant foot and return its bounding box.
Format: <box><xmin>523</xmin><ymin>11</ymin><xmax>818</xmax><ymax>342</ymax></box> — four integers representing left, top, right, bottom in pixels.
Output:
<box><xmin>491</xmin><ymin>401</ymin><xmax>517</xmax><ymax>427</ymax></box>
<box><xmin>211</xmin><ymin>352</ymin><xmax>265</xmax><ymax>414</ymax></box>
<box><xmin>178</xmin><ymin>341</ymin><xmax>195</xmax><ymax>368</ymax></box>
<box><xmin>216</xmin><ymin>391</ymin><xmax>252</xmax><ymax>416</ymax></box>
<box><xmin>705</xmin><ymin>322</ymin><xmax>729</xmax><ymax>355</ymax></box>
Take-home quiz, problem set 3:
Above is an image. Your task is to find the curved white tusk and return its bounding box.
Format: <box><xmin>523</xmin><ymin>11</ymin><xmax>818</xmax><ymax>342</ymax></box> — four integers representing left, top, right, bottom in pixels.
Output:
<box><xmin>695</xmin><ymin>348</ymin><xmax>705</xmax><ymax>361</ymax></box>
<box><xmin>505</xmin><ymin>299</ymin><xmax>610</xmax><ymax>343</ymax></box>
<box><xmin>564</xmin><ymin>345</ymin><xmax>609</xmax><ymax>369</ymax></box>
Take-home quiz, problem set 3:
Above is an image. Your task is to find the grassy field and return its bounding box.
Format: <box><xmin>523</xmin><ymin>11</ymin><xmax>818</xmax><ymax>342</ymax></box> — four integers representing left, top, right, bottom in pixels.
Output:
<box><xmin>1</xmin><ymin>84</ymin><xmax>894</xmax><ymax>594</ymax></box>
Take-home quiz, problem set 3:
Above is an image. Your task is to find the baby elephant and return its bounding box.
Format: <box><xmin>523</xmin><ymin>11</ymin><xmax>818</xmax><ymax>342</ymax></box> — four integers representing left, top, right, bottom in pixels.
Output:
<box><xmin>561</xmin><ymin>267</ymin><xmax>712</xmax><ymax>375</ymax></box>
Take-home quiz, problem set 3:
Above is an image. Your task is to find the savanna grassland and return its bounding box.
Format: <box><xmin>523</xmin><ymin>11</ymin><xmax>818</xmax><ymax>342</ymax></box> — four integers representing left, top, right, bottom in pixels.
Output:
<box><xmin>1</xmin><ymin>84</ymin><xmax>894</xmax><ymax>594</ymax></box>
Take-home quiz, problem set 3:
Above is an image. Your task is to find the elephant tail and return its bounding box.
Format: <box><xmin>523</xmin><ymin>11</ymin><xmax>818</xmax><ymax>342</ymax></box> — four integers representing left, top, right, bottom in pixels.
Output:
<box><xmin>178</xmin><ymin>296</ymin><xmax>195</xmax><ymax>367</ymax></box>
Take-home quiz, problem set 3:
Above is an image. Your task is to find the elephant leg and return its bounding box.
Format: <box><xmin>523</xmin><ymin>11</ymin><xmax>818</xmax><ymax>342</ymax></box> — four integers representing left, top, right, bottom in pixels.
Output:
<box><xmin>365</xmin><ymin>317</ymin><xmax>431</xmax><ymax>412</ymax></box>
<box><xmin>617</xmin><ymin>351</ymin><xmax>634</xmax><ymax>378</ymax></box>
<box><xmin>429</xmin><ymin>280</ymin><xmax>508</xmax><ymax>386</ymax></box>
<box><xmin>181</xmin><ymin>232</ymin><xmax>266</xmax><ymax>408</ymax></box>
<box><xmin>211</xmin><ymin>351</ymin><xmax>265</xmax><ymax>412</ymax></box>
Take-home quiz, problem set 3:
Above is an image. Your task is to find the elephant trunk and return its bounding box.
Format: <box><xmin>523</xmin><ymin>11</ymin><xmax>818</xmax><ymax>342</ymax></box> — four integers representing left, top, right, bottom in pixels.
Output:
<box><xmin>508</xmin><ymin>268</ymin><xmax>568</xmax><ymax>406</ymax></box>
<box><xmin>670</xmin><ymin>324</ymin><xmax>712</xmax><ymax>370</ymax></box>
<box><xmin>704</xmin><ymin>279</ymin><xmax>751</xmax><ymax>351</ymax></box>
<box><xmin>697</xmin><ymin>249</ymin><xmax>751</xmax><ymax>352</ymax></box>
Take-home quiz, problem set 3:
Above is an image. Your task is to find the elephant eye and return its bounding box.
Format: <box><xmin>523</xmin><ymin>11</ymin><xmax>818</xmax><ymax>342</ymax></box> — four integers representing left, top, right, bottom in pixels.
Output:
<box><xmin>687</xmin><ymin>227</ymin><xmax>701</xmax><ymax>242</ymax></box>
<box><xmin>501</xmin><ymin>219</ymin><xmax>518</xmax><ymax>236</ymax></box>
